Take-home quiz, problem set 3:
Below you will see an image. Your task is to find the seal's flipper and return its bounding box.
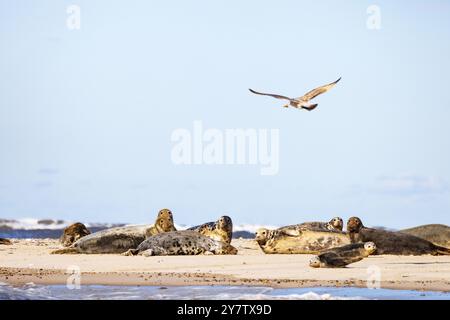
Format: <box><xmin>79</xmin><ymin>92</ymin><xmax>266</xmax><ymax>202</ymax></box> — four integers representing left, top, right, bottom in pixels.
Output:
<box><xmin>122</xmin><ymin>249</ymin><xmax>139</xmax><ymax>256</ymax></box>
<box><xmin>51</xmin><ymin>247</ymin><xmax>79</xmax><ymax>254</ymax></box>
<box><xmin>140</xmin><ymin>249</ymin><xmax>155</xmax><ymax>257</ymax></box>
<box><xmin>435</xmin><ymin>246</ymin><xmax>450</xmax><ymax>255</ymax></box>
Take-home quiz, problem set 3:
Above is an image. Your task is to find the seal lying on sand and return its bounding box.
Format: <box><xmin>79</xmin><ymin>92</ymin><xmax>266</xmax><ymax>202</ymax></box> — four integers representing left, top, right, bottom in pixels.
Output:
<box><xmin>347</xmin><ymin>217</ymin><xmax>450</xmax><ymax>255</ymax></box>
<box><xmin>278</xmin><ymin>217</ymin><xmax>343</xmax><ymax>236</ymax></box>
<box><xmin>255</xmin><ymin>227</ymin><xmax>350</xmax><ymax>254</ymax></box>
<box><xmin>60</xmin><ymin>223</ymin><xmax>91</xmax><ymax>247</ymax></box>
<box><xmin>51</xmin><ymin>209</ymin><xmax>176</xmax><ymax>254</ymax></box>
<box><xmin>188</xmin><ymin>215</ymin><xmax>233</xmax><ymax>244</ymax></box>
<box><xmin>400</xmin><ymin>224</ymin><xmax>450</xmax><ymax>248</ymax></box>
<box><xmin>0</xmin><ymin>238</ymin><xmax>12</xmax><ymax>245</ymax></box>
<box><xmin>309</xmin><ymin>242</ymin><xmax>376</xmax><ymax>268</ymax></box>
<box><xmin>123</xmin><ymin>230</ymin><xmax>238</xmax><ymax>256</ymax></box>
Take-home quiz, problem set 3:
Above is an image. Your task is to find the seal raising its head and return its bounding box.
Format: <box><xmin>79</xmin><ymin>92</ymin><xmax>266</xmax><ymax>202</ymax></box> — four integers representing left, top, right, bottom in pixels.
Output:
<box><xmin>188</xmin><ymin>215</ymin><xmax>233</xmax><ymax>244</ymax></box>
<box><xmin>329</xmin><ymin>217</ymin><xmax>344</xmax><ymax>231</ymax></box>
<box><xmin>309</xmin><ymin>242</ymin><xmax>376</xmax><ymax>268</ymax></box>
<box><xmin>255</xmin><ymin>227</ymin><xmax>350</xmax><ymax>254</ymax></box>
<box><xmin>255</xmin><ymin>228</ymin><xmax>275</xmax><ymax>246</ymax></box>
<box><xmin>60</xmin><ymin>223</ymin><xmax>91</xmax><ymax>247</ymax></box>
<box><xmin>347</xmin><ymin>217</ymin><xmax>450</xmax><ymax>256</ymax></box>
<box><xmin>123</xmin><ymin>230</ymin><xmax>238</xmax><ymax>256</ymax></box>
<box><xmin>52</xmin><ymin>209</ymin><xmax>177</xmax><ymax>254</ymax></box>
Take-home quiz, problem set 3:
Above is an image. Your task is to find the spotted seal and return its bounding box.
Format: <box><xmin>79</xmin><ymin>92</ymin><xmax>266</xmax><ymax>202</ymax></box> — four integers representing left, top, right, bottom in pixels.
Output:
<box><xmin>400</xmin><ymin>224</ymin><xmax>450</xmax><ymax>248</ymax></box>
<box><xmin>278</xmin><ymin>217</ymin><xmax>344</xmax><ymax>236</ymax></box>
<box><xmin>0</xmin><ymin>238</ymin><xmax>12</xmax><ymax>245</ymax></box>
<box><xmin>347</xmin><ymin>217</ymin><xmax>450</xmax><ymax>255</ymax></box>
<box><xmin>123</xmin><ymin>230</ymin><xmax>238</xmax><ymax>256</ymax></box>
<box><xmin>187</xmin><ymin>215</ymin><xmax>233</xmax><ymax>244</ymax></box>
<box><xmin>309</xmin><ymin>242</ymin><xmax>376</xmax><ymax>268</ymax></box>
<box><xmin>51</xmin><ymin>209</ymin><xmax>176</xmax><ymax>254</ymax></box>
<box><xmin>60</xmin><ymin>222</ymin><xmax>91</xmax><ymax>247</ymax></box>
<box><xmin>255</xmin><ymin>227</ymin><xmax>350</xmax><ymax>254</ymax></box>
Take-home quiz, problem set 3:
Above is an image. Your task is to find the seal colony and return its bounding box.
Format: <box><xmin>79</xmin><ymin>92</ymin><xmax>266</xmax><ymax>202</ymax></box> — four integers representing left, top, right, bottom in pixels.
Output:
<box><xmin>51</xmin><ymin>209</ymin><xmax>176</xmax><ymax>254</ymax></box>
<box><xmin>43</xmin><ymin>210</ymin><xmax>449</xmax><ymax>268</ymax></box>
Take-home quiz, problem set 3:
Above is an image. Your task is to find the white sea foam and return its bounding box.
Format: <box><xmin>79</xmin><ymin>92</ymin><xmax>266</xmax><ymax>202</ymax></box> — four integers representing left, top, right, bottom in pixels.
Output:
<box><xmin>0</xmin><ymin>217</ymin><xmax>279</xmax><ymax>234</ymax></box>
<box><xmin>1</xmin><ymin>283</ymin><xmax>448</xmax><ymax>300</ymax></box>
<box><xmin>0</xmin><ymin>218</ymin><xmax>122</xmax><ymax>230</ymax></box>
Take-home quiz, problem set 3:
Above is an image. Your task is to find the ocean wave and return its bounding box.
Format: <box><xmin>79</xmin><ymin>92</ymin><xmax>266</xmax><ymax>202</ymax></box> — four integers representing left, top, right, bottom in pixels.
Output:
<box><xmin>0</xmin><ymin>217</ymin><xmax>276</xmax><ymax>236</ymax></box>
<box><xmin>2</xmin><ymin>283</ymin><xmax>448</xmax><ymax>300</ymax></box>
<box><xmin>0</xmin><ymin>283</ymin><xmax>360</xmax><ymax>300</ymax></box>
<box><xmin>0</xmin><ymin>218</ymin><xmax>123</xmax><ymax>231</ymax></box>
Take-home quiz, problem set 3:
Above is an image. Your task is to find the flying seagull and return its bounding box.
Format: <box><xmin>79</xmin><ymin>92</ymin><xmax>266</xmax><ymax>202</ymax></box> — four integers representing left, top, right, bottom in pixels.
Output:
<box><xmin>249</xmin><ymin>77</ymin><xmax>341</xmax><ymax>111</ymax></box>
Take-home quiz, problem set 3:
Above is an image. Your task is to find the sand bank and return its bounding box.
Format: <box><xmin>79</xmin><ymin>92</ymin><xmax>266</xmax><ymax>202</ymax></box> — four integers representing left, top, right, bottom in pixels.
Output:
<box><xmin>1</xmin><ymin>239</ymin><xmax>449</xmax><ymax>292</ymax></box>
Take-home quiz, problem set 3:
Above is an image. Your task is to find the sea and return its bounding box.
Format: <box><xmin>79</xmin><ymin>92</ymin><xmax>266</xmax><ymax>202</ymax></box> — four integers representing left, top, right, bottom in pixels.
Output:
<box><xmin>0</xmin><ymin>283</ymin><xmax>449</xmax><ymax>300</ymax></box>
<box><xmin>1</xmin><ymin>218</ymin><xmax>449</xmax><ymax>300</ymax></box>
<box><xmin>0</xmin><ymin>218</ymin><xmax>261</xmax><ymax>239</ymax></box>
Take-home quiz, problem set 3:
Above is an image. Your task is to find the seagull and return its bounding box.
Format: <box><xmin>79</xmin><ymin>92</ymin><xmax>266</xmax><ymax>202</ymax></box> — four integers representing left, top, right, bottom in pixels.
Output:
<box><xmin>249</xmin><ymin>77</ymin><xmax>341</xmax><ymax>111</ymax></box>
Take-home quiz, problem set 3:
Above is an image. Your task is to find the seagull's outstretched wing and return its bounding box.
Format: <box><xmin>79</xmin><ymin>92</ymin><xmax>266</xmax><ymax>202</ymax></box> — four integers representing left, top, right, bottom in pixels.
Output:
<box><xmin>298</xmin><ymin>77</ymin><xmax>341</xmax><ymax>102</ymax></box>
<box><xmin>249</xmin><ymin>89</ymin><xmax>292</xmax><ymax>101</ymax></box>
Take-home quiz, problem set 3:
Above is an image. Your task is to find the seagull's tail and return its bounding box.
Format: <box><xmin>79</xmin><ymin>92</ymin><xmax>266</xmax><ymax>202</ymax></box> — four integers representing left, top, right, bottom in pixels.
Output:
<box><xmin>302</xmin><ymin>104</ymin><xmax>318</xmax><ymax>111</ymax></box>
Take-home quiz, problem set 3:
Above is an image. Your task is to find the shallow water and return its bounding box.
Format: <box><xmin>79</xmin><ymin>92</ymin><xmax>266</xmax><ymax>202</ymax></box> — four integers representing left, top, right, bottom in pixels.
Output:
<box><xmin>0</xmin><ymin>283</ymin><xmax>449</xmax><ymax>300</ymax></box>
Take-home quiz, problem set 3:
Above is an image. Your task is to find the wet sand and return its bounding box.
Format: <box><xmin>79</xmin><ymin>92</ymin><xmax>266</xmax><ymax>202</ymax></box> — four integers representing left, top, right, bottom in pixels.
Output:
<box><xmin>1</xmin><ymin>239</ymin><xmax>449</xmax><ymax>292</ymax></box>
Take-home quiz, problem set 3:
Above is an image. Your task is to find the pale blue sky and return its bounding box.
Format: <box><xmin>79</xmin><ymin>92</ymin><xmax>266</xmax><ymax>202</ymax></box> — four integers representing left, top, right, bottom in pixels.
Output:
<box><xmin>1</xmin><ymin>1</ymin><xmax>449</xmax><ymax>228</ymax></box>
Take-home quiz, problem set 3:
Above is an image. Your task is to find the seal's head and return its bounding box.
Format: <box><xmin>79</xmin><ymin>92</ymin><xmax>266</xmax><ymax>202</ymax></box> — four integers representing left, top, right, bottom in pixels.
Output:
<box><xmin>217</xmin><ymin>215</ymin><xmax>233</xmax><ymax>232</ymax></box>
<box><xmin>329</xmin><ymin>217</ymin><xmax>344</xmax><ymax>231</ymax></box>
<box><xmin>156</xmin><ymin>209</ymin><xmax>177</xmax><ymax>232</ymax></box>
<box><xmin>255</xmin><ymin>228</ymin><xmax>270</xmax><ymax>245</ymax></box>
<box><xmin>363</xmin><ymin>241</ymin><xmax>377</xmax><ymax>254</ymax></box>
<box><xmin>347</xmin><ymin>217</ymin><xmax>364</xmax><ymax>233</ymax></box>
<box><xmin>60</xmin><ymin>222</ymin><xmax>90</xmax><ymax>247</ymax></box>
<box><xmin>309</xmin><ymin>256</ymin><xmax>321</xmax><ymax>268</ymax></box>
<box><xmin>158</xmin><ymin>208</ymin><xmax>173</xmax><ymax>219</ymax></box>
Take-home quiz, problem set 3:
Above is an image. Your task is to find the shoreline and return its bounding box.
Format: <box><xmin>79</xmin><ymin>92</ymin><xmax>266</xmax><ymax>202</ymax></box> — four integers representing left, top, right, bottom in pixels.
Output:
<box><xmin>2</xmin><ymin>268</ymin><xmax>450</xmax><ymax>292</ymax></box>
<box><xmin>1</xmin><ymin>239</ymin><xmax>450</xmax><ymax>292</ymax></box>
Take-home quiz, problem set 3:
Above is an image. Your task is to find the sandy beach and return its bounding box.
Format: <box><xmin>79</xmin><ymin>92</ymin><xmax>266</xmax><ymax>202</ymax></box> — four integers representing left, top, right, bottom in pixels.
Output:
<box><xmin>1</xmin><ymin>239</ymin><xmax>449</xmax><ymax>292</ymax></box>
